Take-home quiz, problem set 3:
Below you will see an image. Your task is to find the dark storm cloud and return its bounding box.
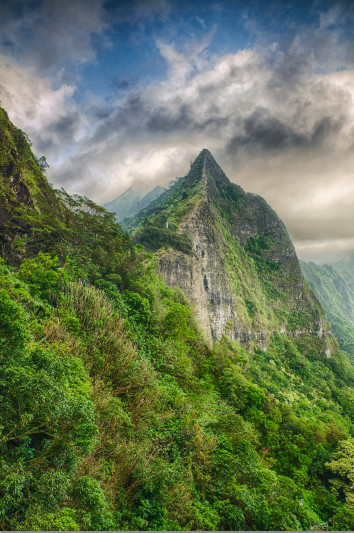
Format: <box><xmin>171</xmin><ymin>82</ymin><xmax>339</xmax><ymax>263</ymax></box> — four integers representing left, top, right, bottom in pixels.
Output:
<box><xmin>145</xmin><ymin>103</ymin><xmax>229</xmax><ymax>134</ymax></box>
<box><xmin>1</xmin><ymin>0</ymin><xmax>353</xmax><ymax>262</ymax></box>
<box><xmin>34</xmin><ymin>111</ymin><xmax>82</xmax><ymax>153</ymax></box>
<box><xmin>228</xmin><ymin>110</ymin><xmax>307</xmax><ymax>153</ymax></box>
<box><xmin>146</xmin><ymin>103</ymin><xmax>192</xmax><ymax>133</ymax></box>
<box><xmin>94</xmin><ymin>93</ymin><xmax>146</xmax><ymax>138</ymax></box>
<box><xmin>48</xmin><ymin>113</ymin><xmax>80</xmax><ymax>138</ymax></box>
<box><xmin>226</xmin><ymin>109</ymin><xmax>342</xmax><ymax>155</ymax></box>
<box><xmin>89</xmin><ymin>104</ymin><xmax>115</xmax><ymax>121</ymax></box>
<box><xmin>29</xmin><ymin>111</ymin><xmax>81</xmax><ymax>154</ymax></box>
<box><xmin>88</xmin><ymin>89</ymin><xmax>230</xmax><ymax>146</ymax></box>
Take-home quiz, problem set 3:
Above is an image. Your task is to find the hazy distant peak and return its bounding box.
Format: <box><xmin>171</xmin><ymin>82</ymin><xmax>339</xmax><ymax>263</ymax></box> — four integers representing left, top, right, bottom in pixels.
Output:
<box><xmin>104</xmin><ymin>183</ymin><xmax>165</xmax><ymax>222</ymax></box>
<box><xmin>332</xmin><ymin>250</ymin><xmax>354</xmax><ymax>272</ymax></box>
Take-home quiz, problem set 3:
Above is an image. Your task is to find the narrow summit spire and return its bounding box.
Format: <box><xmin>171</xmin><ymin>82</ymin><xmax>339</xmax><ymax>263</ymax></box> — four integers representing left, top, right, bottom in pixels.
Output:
<box><xmin>186</xmin><ymin>149</ymin><xmax>231</xmax><ymax>191</ymax></box>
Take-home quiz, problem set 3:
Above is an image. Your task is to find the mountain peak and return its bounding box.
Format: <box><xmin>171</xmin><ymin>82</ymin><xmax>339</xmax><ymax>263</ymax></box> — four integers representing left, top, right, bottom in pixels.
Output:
<box><xmin>199</xmin><ymin>147</ymin><xmax>213</xmax><ymax>160</ymax></box>
<box><xmin>186</xmin><ymin>149</ymin><xmax>231</xmax><ymax>191</ymax></box>
<box><xmin>104</xmin><ymin>184</ymin><xmax>165</xmax><ymax>222</ymax></box>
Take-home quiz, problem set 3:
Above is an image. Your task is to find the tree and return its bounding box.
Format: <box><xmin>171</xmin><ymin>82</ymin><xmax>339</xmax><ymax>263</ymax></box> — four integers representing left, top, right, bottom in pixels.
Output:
<box><xmin>35</xmin><ymin>155</ymin><xmax>49</xmax><ymax>173</ymax></box>
<box><xmin>326</xmin><ymin>439</ymin><xmax>354</xmax><ymax>509</ymax></box>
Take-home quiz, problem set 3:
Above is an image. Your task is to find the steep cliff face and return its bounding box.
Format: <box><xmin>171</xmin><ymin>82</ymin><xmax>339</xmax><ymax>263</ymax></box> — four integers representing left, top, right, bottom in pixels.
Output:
<box><xmin>131</xmin><ymin>149</ymin><xmax>335</xmax><ymax>355</ymax></box>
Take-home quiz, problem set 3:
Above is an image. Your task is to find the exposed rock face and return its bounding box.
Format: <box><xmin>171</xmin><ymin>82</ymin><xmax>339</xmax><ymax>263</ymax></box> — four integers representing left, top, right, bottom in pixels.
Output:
<box><xmin>132</xmin><ymin>149</ymin><xmax>335</xmax><ymax>356</ymax></box>
<box><xmin>156</xmin><ymin>249</ymin><xmax>213</xmax><ymax>343</ymax></box>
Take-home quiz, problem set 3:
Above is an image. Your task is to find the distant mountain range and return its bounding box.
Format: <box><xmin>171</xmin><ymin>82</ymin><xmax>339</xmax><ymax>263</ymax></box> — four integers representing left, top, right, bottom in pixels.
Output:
<box><xmin>300</xmin><ymin>257</ymin><xmax>354</xmax><ymax>362</ymax></box>
<box><xmin>104</xmin><ymin>184</ymin><xmax>165</xmax><ymax>222</ymax></box>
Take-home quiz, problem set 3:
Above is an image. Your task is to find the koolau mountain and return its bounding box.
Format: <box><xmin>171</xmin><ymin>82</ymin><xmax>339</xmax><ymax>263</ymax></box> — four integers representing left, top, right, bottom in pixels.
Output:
<box><xmin>128</xmin><ymin>149</ymin><xmax>335</xmax><ymax>356</ymax></box>
<box><xmin>1</xmin><ymin>107</ymin><xmax>354</xmax><ymax>531</ymax></box>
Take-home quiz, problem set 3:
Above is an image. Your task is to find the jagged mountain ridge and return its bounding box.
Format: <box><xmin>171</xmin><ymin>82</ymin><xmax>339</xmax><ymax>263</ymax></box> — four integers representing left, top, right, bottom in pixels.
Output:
<box><xmin>129</xmin><ymin>149</ymin><xmax>335</xmax><ymax>354</ymax></box>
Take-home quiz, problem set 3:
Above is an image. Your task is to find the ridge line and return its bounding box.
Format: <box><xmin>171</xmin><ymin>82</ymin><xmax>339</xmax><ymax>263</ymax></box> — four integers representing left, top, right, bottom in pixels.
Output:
<box><xmin>202</xmin><ymin>155</ymin><xmax>207</xmax><ymax>184</ymax></box>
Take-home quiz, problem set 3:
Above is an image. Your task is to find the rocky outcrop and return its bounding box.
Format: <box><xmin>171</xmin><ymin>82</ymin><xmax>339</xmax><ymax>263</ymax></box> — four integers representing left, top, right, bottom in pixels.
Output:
<box><xmin>156</xmin><ymin>249</ymin><xmax>213</xmax><ymax>343</ymax></box>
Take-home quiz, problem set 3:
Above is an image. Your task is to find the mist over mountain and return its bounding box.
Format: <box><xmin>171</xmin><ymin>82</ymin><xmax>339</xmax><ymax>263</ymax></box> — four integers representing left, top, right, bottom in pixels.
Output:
<box><xmin>301</xmin><ymin>257</ymin><xmax>354</xmax><ymax>363</ymax></box>
<box><xmin>104</xmin><ymin>185</ymin><xmax>165</xmax><ymax>222</ymax></box>
<box><xmin>332</xmin><ymin>251</ymin><xmax>354</xmax><ymax>274</ymax></box>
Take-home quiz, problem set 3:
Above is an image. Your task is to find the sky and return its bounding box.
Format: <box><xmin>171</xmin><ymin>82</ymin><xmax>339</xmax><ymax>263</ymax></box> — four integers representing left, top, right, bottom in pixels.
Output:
<box><xmin>0</xmin><ymin>0</ymin><xmax>353</xmax><ymax>263</ymax></box>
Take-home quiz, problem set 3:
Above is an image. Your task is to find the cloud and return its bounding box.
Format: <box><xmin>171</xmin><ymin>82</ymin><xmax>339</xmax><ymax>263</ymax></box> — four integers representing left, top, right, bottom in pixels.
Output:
<box><xmin>0</xmin><ymin>52</ymin><xmax>90</xmax><ymax>174</ymax></box>
<box><xmin>0</xmin><ymin>2</ymin><xmax>353</xmax><ymax>262</ymax></box>
<box><xmin>0</xmin><ymin>0</ymin><xmax>108</xmax><ymax>74</ymax></box>
<box><xmin>247</xmin><ymin>112</ymin><xmax>308</xmax><ymax>150</ymax></box>
<box><xmin>75</xmin><ymin>29</ymin><xmax>354</xmax><ymax>260</ymax></box>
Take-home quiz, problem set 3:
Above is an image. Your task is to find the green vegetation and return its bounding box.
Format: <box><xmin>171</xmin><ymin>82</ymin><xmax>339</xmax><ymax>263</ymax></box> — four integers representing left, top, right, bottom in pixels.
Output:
<box><xmin>126</xmin><ymin>152</ymin><xmax>205</xmax><ymax>236</ymax></box>
<box><xmin>128</xmin><ymin>149</ymin><xmax>335</xmax><ymax>362</ymax></box>
<box><xmin>1</xmin><ymin>247</ymin><xmax>353</xmax><ymax>530</ymax></box>
<box><xmin>124</xmin><ymin>163</ymin><xmax>205</xmax><ymax>254</ymax></box>
<box><xmin>132</xmin><ymin>218</ymin><xmax>193</xmax><ymax>254</ymax></box>
<box><xmin>0</xmin><ymin>108</ymin><xmax>354</xmax><ymax>530</ymax></box>
<box><xmin>247</xmin><ymin>235</ymin><xmax>280</xmax><ymax>274</ymax></box>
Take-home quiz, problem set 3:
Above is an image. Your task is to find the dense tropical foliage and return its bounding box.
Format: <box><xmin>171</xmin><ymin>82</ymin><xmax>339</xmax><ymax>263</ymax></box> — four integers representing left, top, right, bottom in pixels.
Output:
<box><xmin>0</xmin><ymin>106</ymin><xmax>354</xmax><ymax>530</ymax></box>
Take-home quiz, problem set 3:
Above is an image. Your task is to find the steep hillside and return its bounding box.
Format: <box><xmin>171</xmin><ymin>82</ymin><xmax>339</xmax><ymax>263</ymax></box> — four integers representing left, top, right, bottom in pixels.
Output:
<box><xmin>1</xmin><ymin>111</ymin><xmax>354</xmax><ymax>532</ymax></box>
<box><xmin>129</xmin><ymin>149</ymin><xmax>335</xmax><ymax>357</ymax></box>
<box><xmin>0</xmin><ymin>107</ymin><xmax>58</xmax><ymax>263</ymax></box>
<box><xmin>104</xmin><ymin>184</ymin><xmax>165</xmax><ymax>222</ymax></box>
<box><xmin>301</xmin><ymin>260</ymin><xmax>354</xmax><ymax>362</ymax></box>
